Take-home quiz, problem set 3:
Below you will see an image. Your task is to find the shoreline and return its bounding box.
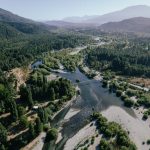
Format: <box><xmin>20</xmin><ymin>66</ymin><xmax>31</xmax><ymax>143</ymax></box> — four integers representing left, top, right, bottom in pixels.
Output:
<box><xmin>52</xmin><ymin>86</ymin><xmax>79</xmax><ymax>120</ymax></box>
<box><xmin>102</xmin><ymin>106</ymin><xmax>150</xmax><ymax>150</ymax></box>
<box><xmin>64</xmin><ymin>121</ymin><xmax>97</xmax><ymax>150</ymax></box>
<box><xmin>51</xmin><ymin>95</ymin><xmax>77</xmax><ymax>120</ymax></box>
<box><xmin>64</xmin><ymin>108</ymin><xmax>80</xmax><ymax>120</ymax></box>
<box><xmin>25</xmin><ymin>94</ymin><xmax>78</xmax><ymax>150</ymax></box>
<box><xmin>63</xmin><ymin>106</ymin><xmax>150</xmax><ymax>150</ymax></box>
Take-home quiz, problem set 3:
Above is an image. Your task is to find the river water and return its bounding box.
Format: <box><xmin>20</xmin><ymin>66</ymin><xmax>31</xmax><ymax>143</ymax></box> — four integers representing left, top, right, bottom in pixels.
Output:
<box><xmin>50</xmin><ymin>68</ymin><xmax>136</xmax><ymax>150</ymax></box>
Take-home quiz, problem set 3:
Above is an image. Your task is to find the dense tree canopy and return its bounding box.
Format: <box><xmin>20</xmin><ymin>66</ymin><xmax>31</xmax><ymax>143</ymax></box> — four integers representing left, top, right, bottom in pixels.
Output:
<box><xmin>0</xmin><ymin>32</ymin><xmax>90</xmax><ymax>71</ymax></box>
<box><xmin>86</xmin><ymin>39</ymin><xmax>150</xmax><ymax>77</ymax></box>
<box><xmin>25</xmin><ymin>71</ymin><xmax>75</xmax><ymax>102</ymax></box>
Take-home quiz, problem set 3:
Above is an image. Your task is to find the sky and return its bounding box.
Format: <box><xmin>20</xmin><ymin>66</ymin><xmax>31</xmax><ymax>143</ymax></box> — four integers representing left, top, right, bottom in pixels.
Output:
<box><xmin>0</xmin><ymin>0</ymin><xmax>150</xmax><ymax>21</ymax></box>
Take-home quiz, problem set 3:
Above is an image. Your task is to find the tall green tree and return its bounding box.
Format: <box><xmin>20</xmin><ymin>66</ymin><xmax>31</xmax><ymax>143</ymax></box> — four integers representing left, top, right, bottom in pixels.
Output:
<box><xmin>8</xmin><ymin>98</ymin><xmax>18</xmax><ymax>121</ymax></box>
<box><xmin>38</xmin><ymin>108</ymin><xmax>48</xmax><ymax>124</ymax></box>
<box><xmin>20</xmin><ymin>85</ymin><xmax>34</xmax><ymax>108</ymax></box>
<box><xmin>0</xmin><ymin>123</ymin><xmax>7</xmax><ymax>147</ymax></box>
<box><xmin>45</xmin><ymin>128</ymin><xmax>58</xmax><ymax>142</ymax></box>
<box><xmin>17</xmin><ymin>105</ymin><xmax>26</xmax><ymax>118</ymax></box>
<box><xmin>50</xmin><ymin>88</ymin><xmax>55</xmax><ymax>101</ymax></box>
<box><xmin>26</xmin><ymin>86</ymin><xmax>34</xmax><ymax>108</ymax></box>
<box><xmin>29</xmin><ymin>122</ymin><xmax>35</xmax><ymax>138</ymax></box>
<box><xmin>35</xmin><ymin>117</ymin><xmax>43</xmax><ymax>135</ymax></box>
<box><xmin>20</xmin><ymin>116</ymin><xmax>29</xmax><ymax>129</ymax></box>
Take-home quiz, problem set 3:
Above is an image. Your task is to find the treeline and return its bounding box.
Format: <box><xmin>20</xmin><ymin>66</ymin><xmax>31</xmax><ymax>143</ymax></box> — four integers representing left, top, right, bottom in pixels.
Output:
<box><xmin>0</xmin><ymin>31</ymin><xmax>90</xmax><ymax>71</ymax></box>
<box><xmin>23</xmin><ymin>70</ymin><xmax>75</xmax><ymax>103</ymax></box>
<box><xmin>86</xmin><ymin>40</ymin><xmax>150</xmax><ymax>77</ymax></box>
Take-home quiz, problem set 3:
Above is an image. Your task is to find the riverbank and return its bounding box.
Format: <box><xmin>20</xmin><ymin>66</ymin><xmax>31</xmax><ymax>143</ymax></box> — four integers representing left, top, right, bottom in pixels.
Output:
<box><xmin>64</xmin><ymin>122</ymin><xmax>97</xmax><ymax>150</ymax></box>
<box><xmin>64</xmin><ymin>108</ymin><xmax>80</xmax><ymax>120</ymax></box>
<box><xmin>28</xmin><ymin>95</ymin><xmax>77</xmax><ymax>150</ymax></box>
<box><xmin>52</xmin><ymin>85</ymin><xmax>79</xmax><ymax>120</ymax></box>
<box><xmin>102</xmin><ymin>106</ymin><xmax>150</xmax><ymax>150</ymax></box>
<box><xmin>63</xmin><ymin>106</ymin><xmax>150</xmax><ymax>150</ymax></box>
<box><xmin>51</xmin><ymin>95</ymin><xmax>77</xmax><ymax>120</ymax></box>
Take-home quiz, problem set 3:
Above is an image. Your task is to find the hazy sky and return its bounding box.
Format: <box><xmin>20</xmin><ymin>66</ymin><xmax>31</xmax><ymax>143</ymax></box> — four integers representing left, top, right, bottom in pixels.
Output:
<box><xmin>0</xmin><ymin>0</ymin><xmax>150</xmax><ymax>20</ymax></box>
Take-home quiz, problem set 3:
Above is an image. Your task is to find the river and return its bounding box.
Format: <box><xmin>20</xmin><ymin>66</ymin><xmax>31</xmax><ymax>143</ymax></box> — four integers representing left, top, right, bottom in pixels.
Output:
<box><xmin>49</xmin><ymin>68</ymin><xmax>136</xmax><ymax>150</ymax></box>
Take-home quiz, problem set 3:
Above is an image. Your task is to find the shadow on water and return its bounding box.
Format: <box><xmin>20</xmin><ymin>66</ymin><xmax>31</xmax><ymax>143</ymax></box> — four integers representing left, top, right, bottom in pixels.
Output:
<box><xmin>49</xmin><ymin>68</ymin><xmax>136</xmax><ymax>150</ymax></box>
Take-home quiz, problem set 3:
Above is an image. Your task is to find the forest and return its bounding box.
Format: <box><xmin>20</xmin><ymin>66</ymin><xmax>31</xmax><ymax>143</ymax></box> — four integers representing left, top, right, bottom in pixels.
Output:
<box><xmin>0</xmin><ymin>32</ymin><xmax>90</xmax><ymax>71</ymax></box>
<box><xmin>0</xmin><ymin>66</ymin><xmax>75</xmax><ymax>149</ymax></box>
<box><xmin>86</xmin><ymin>38</ymin><xmax>150</xmax><ymax>77</ymax></box>
<box><xmin>0</xmin><ymin>13</ymin><xmax>91</xmax><ymax>72</ymax></box>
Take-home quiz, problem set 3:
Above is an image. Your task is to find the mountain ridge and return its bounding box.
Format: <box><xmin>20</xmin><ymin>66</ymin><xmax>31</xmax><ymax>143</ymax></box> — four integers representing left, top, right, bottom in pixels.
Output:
<box><xmin>62</xmin><ymin>5</ymin><xmax>150</xmax><ymax>25</ymax></box>
<box><xmin>0</xmin><ymin>8</ymin><xmax>34</xmax><ymax>23</ymax></box>
<box><xmin>0</xmin><ymin>8</ymin><xmax>57</xmax><ymax>38</ymax></box>
<box><xmin>99</xmin><ymin>17</ymin><xmax>150</xmax><ymax>34</ymax></box>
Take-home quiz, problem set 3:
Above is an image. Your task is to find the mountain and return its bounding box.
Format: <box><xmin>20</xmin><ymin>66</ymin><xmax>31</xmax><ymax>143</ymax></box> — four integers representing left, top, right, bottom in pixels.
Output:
<box><xmin>44</xmin><ymin>20</ymin><xmax>93</xmax><ymax>28</ymax></box>
<box><xmin>63</xmin><ymin>5</ymin><xmax>150</xmax><ymax>25</ymax></box>
<box><xmin>0</xmin><ymin>8</ymin><xmax>34</xmax><ymax>23</ymax></box>
<box><xmin>0</xmin><ymin>8</ymin><xmax>56</xmax><ymax>38</ymax></box>
<box><xmin>63</xmin><ymin>15</ymin><xmax>98</xmax><ymax>23</ymax></box>
<box><xmin>44</xmin><ymin>20</ymin><xmax>76</xmax><ymax>27</ymax></box>
<box><xmin>99</xmin><ymin>17</ymin><xmax>150</xmax><ymax>34</ymax></box>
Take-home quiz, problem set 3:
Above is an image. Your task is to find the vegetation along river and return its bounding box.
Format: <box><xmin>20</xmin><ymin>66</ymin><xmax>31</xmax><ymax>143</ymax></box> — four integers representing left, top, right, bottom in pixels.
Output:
<box><xmin>48</xmin><ymin>68</ymin><xmax>136</xmax><ymax>150</ymax></box>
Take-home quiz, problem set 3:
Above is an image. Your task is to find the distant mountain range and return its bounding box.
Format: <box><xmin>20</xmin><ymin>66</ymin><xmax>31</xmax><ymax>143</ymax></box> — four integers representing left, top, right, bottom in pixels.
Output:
<box><xmin>43</xmin><ymin>5</ymin><xmax>150</xmax><ymax>35</ymax></box>
<box><xmin>1</xmin><ymin>5</ymin><xmax>150</xmax><ymax>36</ymax></box>
<box><xmin>62</xmin><ymin>5</ymin><xmax>150</xmax><ymax>25</ymax></box>
<box><xmin>44</xmin><ymin>20</ymin><xmax>94</xmax><ymax>28</ymax></box>
<box><xmin>63</xmin><ymin>15</ymin><xmax>99</xmax><ymax>23</ymax></box>
<box><xmin>100</xmin><ymin>17</ymin><xmax>150</xmax><ymax>34</ymax></box>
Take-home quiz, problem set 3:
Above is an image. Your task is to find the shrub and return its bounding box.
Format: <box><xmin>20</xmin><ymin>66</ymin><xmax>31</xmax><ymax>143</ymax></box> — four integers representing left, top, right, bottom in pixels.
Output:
<box><xmin>143</xmin><ymin>113</ymin><xmax>148</xmax><ymax>120</ymax></box>
<box><xmin>20</xmin><ymin>116</ymin><xmax>29</xmax><ymax>129</ymax></box>
<box><xmin>121</xmin><ymin>94</ymin><xmax>128</xmax><ymax>101</ymax></box>
<box><xmin>43</xmin><ymin>124</ymin><xmax>50</xmax><ymax>132</ymax></box>
<box><xmin>147</xmin><ymin>139</ymin><xmax>150</xmax><ymax>145</ymax></box>
<box><xmin>116</xmin><ymin>90</ymin><xmax>122</xmax><ymax>97</ymax></box>
<box><xmin>76</xmin><ymin>79</ymin><xmax>80</xmax><ymax>83</ymax></box>
<box><xmin>124</xmin><ymin>98</ymin><xmax>134</xmax><ymax>107</ymax></box>
<box><xmin>45</xmin><ymin>128</ymin><xmax>58</xmax><ymax>142</ymax></box>
<box><xmin>91</xmin><ymin>136</ymin><xmax>95</xmax><ymax>145</ymax></box>
<box><xmin>102</xmin><ymin>80</ymin><xmax>108</xmax><ymax>88</ymax></box>
<box><xmin>126</xmin><ymin>89</ymin><xmax>137</xmax><ymax>97</ymax></box>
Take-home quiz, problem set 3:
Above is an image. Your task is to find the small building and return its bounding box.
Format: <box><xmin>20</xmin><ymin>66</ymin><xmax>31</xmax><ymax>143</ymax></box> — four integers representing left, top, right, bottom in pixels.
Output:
<box><xmin>33</xmin><ymin>105</ymin><xmax>39</xmax><ymax>110</ymax></box>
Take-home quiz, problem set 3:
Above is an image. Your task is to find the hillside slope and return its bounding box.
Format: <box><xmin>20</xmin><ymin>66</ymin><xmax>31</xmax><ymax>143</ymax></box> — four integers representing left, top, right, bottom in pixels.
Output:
<box><xmin>0</xmin><ymin>8</ymin><xmax>57</xmax><ymax>38</ymax></box>
<box><xmin>100</xmin><ymin>17</ymin><xmax>150</xmax><ymax>34</ymax></box>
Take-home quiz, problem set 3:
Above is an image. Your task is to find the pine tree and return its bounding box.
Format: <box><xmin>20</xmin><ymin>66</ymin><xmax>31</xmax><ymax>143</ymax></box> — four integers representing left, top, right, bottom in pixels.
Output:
<box><xmin>26</xmin><ymin>86</ymin><xmax>34</xmax><ymax>108</ymax></box>
<box><xmin>35</xmin><ymin>117</ymin><xmax>43</xmax><ymax>135</ymax></box>
<box><xmin>10</xmin><ymin>99</ymin><xmax>18</xmax><ymax>121</ymax></box>
<box><xmin>50</xmin><ymin>88</ymin><xmax>55</xmax><ymax>101</ymax></box>
<box><xmin>0</xmin><ymin>123</ymin><xmax>7</xmax><ymax>146</ymax></box>
<box><xmin>29</xmin><ymin>122</ymin><xmax>35</xmax><ymax>138</ymax></box>
<box><xmin>38</xmin><ymin>108</ymin><xmax>48</xmax><ymax>124</ymax></box>
<box><xmin>20</xmin><ymin>85</ymin><xmax>34</xmax><ymax>108</ymax></box>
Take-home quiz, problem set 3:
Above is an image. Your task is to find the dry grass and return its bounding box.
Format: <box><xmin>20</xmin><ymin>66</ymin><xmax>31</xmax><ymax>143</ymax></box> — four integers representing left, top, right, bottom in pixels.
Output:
<box><xmin>9</xmin><ymin>67</ymin><xmax>30</xmax><ymax>91</ymax></box>
<box><xmin>130</xmin><ymin>77</ymin><xmax>150</xmax><ymax>88</ymax></box>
